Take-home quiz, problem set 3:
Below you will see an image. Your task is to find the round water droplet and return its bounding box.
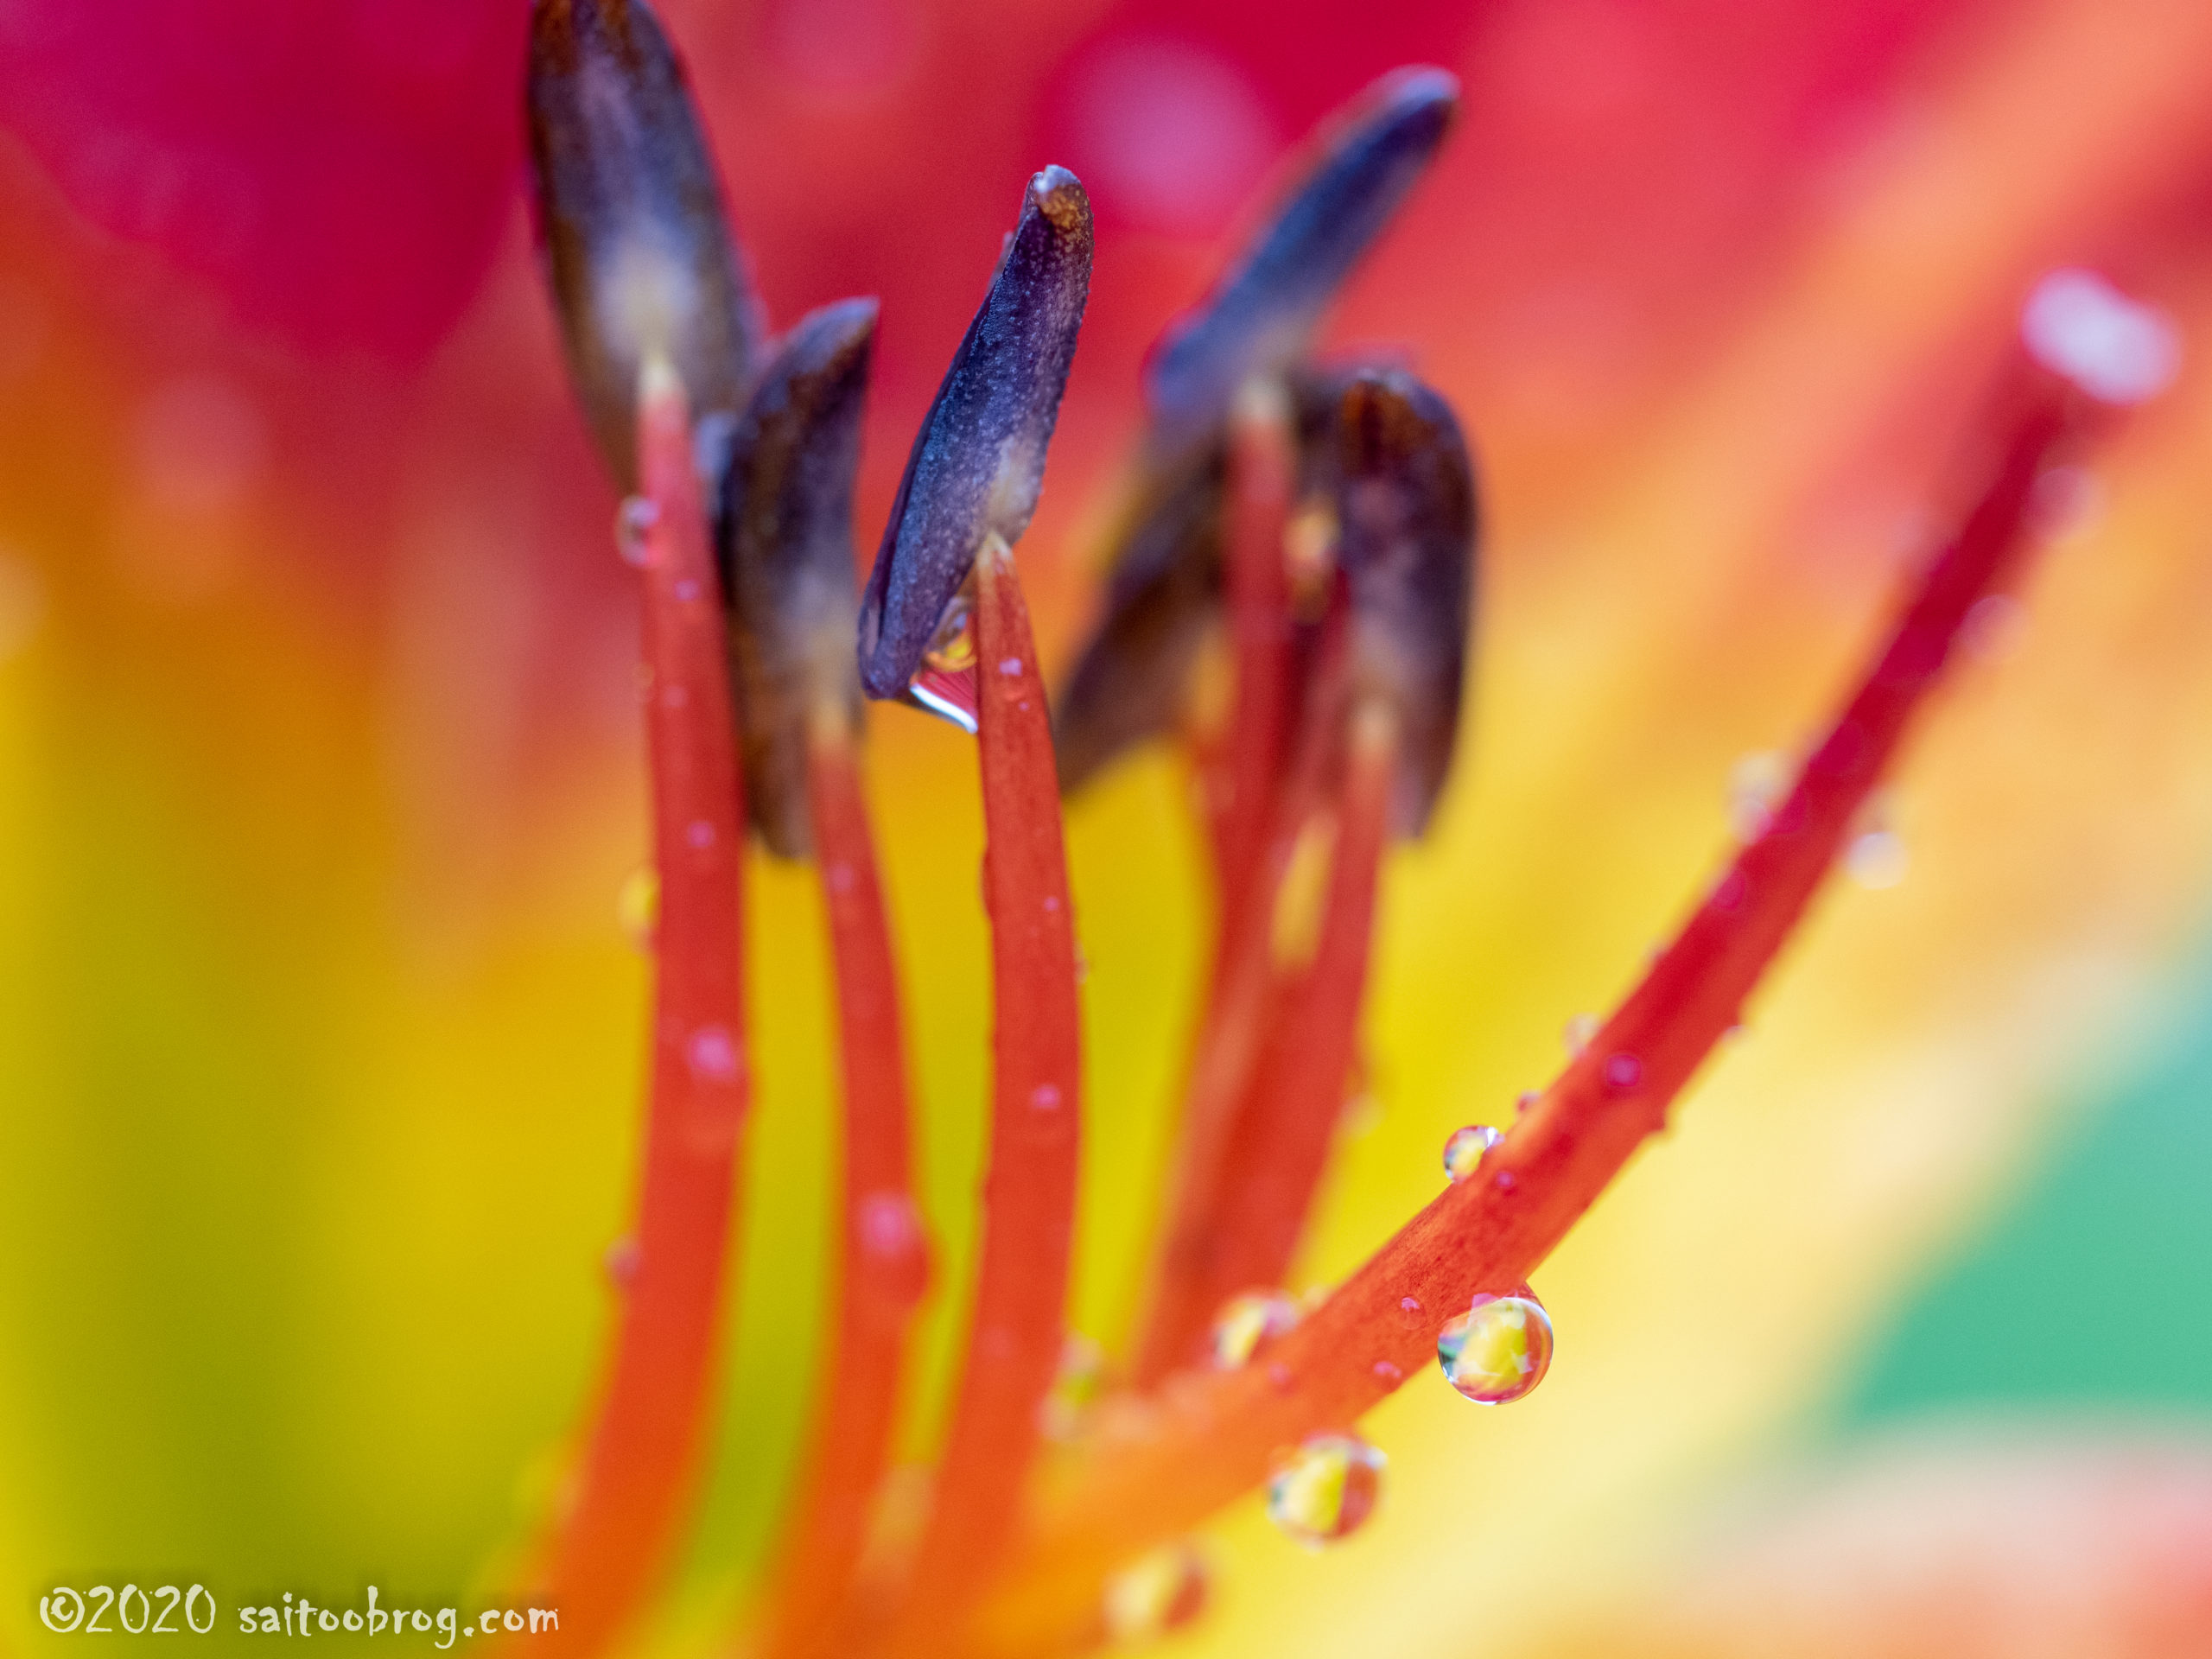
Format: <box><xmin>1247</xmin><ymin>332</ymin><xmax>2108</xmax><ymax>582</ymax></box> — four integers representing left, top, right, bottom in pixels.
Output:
<box><xmin>1267</xmin><ymin>1433</ymin><xmax>1384</xmax><ymax>1548</ymax></box>
<box><xmin>686</xmin><ymin>818</ymin><xmax>717</xmax><ymax>851</ymax></box>
<box><xmin>855</xmin><ymin>1191</ymin><xmax>929</xmax><ymax>1304</ymax></box>
<box><xmin>924</xmin><ymin>607</ymin><xmax>976</xmax><ymax>673</ymax></box>
<box><xmin>615</xmin><ymin>496</ymin><xmax>660</xmax><ymax>568</ymax></box>
<box><xmin>1563</xmin><ymin>1013</ymin><xmax>1599</xmax><ymax>1057</ymax></box>
<box><xmin>1442</xmin><ymin>1124</ymin><xmax>1503</xmax><ymax>1182</ymax></box>
<box><xmin>1604</xmin><ymin>1052</ymin><xmax>1643</xmax><ymax>1090</ymax></box>
<box><xmin>1726</xmin><ymin>750</ymin><xmax>1793</xmax><ymax>842</ymax></box>
<box><xmin>1210</xmin><ymin>1290</ymin><xmax>1300</xmax><ymax>1370</ymax></box>
<box><xmin>618</xmin><ymin>866</ymin><xmax>660</xmax><ymax>950</ymax></box>
<box><xmin>1437</xmin><ymin>1291</ymin><xmax>1554</xmax><ymax>1405</ymax></box>
<box><xmin>1101</xmin><ymin>1541</ymin><xmax>1207</xmax><ymax>1643</ymax></box>
<box><xmin>1847</xmin><ymin>827</ymin><xmax>1908</xmax><ymax>889</ymax></box>
<box><xmin>1031</xmin><ymin>1083</ymin><xmax>1065</xmax><ymax>1113</ymax></box>
<box><xmin>1516</xmin><ymin>1090</ymin><xmax>1541</xmax><ymax>1116</ymax></box>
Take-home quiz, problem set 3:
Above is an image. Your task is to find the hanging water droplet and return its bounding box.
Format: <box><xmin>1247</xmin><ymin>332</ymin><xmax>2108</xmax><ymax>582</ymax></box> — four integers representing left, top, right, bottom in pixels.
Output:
<box><xmin>618</xmin><ymin>865</ymin><xmax>660</xmax><ymax>950</ymax></box>
<box><xmin>615</xmin><ymin>495</ymin><xmax>660</xmax><ymax>568</ymax></box>
<box><xmin>1441</xmin><ymin>1123</ymin><xmax>1503</xmax><ymax>1182</ymax></box>
<box><xmin>1727</xmin><ymin>750</ymin><xmax>1793</xmax><ymax>842</ymax></box>
<box><xmin>1100</xmin><ymin>1541</ymin><xmax>1208</xmax><ymax>1644</ymax></box>
<box><xmin>1211</xmin><ymin>1290</ymin><xmax>1300</xmax><ymax>1370</ymax></box>
<box><xmin>1042</xmin><ymin>1333</ymin><xmax>1106</xmax><ymax>1441</ymax></box>
<box><xmin>1267</xmin><ymin>1433</ymin><xmax>1384</xmax><ymax>1548</ymax></box>
<box><xmin>1437</xmin><ymin>1290</ymin><xmax>1554</xmax><ymax>1405</ymax></box>
<box><xmin>924</xmin><ymin>603</ymin><xmax>976</xmax><ymax>673</ymax></box>
<box><xmin>1563</xmin><ymin>1013</ymin><xmax>1599</xmax><ymax>1056</ymax></box>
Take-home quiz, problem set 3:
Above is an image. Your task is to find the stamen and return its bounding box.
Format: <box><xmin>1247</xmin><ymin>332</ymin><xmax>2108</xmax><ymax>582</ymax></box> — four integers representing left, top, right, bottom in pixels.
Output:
<box><xmin>530</xmin><ymin>359</ymin><xmax>750</xmax><ymax>1655</ymax></box>
<box><xmin>757</xmin><ymin>711</ymin><xmax>925</xmax><ymax>1659</ymax></box>
<box><xmin>985</xmin><ymin>369</ymin><xmax>2084</xmax><ymax>1644</ymax></box>
<box><xmin>1212</xmin><ymin>378</ymin><xmax>1299</xmax><ymax>896</ymax></box>
<box><xmin>878</xmin><ymin>533</ymin><xmax>1084</xmax><ymax>1650</ymax></box>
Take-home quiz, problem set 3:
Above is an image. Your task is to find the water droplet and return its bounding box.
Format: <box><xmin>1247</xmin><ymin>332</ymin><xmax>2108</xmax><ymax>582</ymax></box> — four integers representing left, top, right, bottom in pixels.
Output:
<box><xmin>925</xmin><ymin>606</ymin><xmax>976</xmax><ymax>673</ymax></box>
<box><xmin>1516</xmin><ymin>1090</ymin><xmax>1540</xmax><ymax>1116</ymax></box>
<box><xmin>2020</xmin><ymin>268</ymin><xmax>2180</xmax><ymax>404</ymax></box>
<box><xmin>1442</xmin><ymin>1124</ymin><xmax>1502</xmax><ymax>1182</ymax></box>
<box><xmin>1727</xmin><ymin>750</ymin><xmax>1793</xmax><ymax>842</ymax></box>
<box><xmin>1267</xmin><ymin>1433</ymin><xmax>1384</xmax><ymax>1548</ymax></box>
<box><xmin>996</xmin><ymin>655</ymin><xmax>1024</xmax><ymax>677</ymax></box>
<box><xmin>1603</xmin><ymin>1052</ymin><xmax>1642</xmax><ymax>1090</ymax></box>
<box><xmin>1210</xmin><ymin>1290</ymin><xmax>1300</xmax><ymax>1369</ymax></box>
<box><xmin>1031</xmin><ymin>1083</ymin><xmax>1065</xmax><ymax>1113</ymax></box>
<box><xmin>603</xmin><ymin>1236</ymin><xmax>640</xmax><ymax>1287</ymax></box>
<box><xmin>1371</xmin><ymin>1359</ymin><xmax>1403</xmax><ymax>1384</ymax></box>
<box><xmin>1494</xmin><ymin>1168</ymin><xmax>1518</xmax><ymax>1194</ymax></box>
<box><xmin>687</xmin><ymin>1024</ymin><xmax>741</xmax><ymax>1084</ymax></box>
<box><xmin>618</xmin><ymin>866</ymin><xmax>660</xmax><ymax>950</ymax></box>
<box><xmin>1563</xmin><ymin>1013</ymin><xmax>1599</xmax><ymax>1056</ymax></box>
<box><xmin>672</xmin><ymin>575</ymin><xmax>703</xmax><ymax>603</ymax></box>
<box><xmin>1397</xmin><ymin>1295</ymin><xmax>1422</xmax><ymax>1323</ymax></box>
<box><xmin>615</xmin><ymin>496</ymin><xmax>660</xmax><ymax>568</ymax></box>
<box><xmin>1042</xmin><ymin>1333</ymin><xmax>1106</xmax><ymax>1440</ymax></box>
<box><xmin>1847</xmin><ymin>826</ymin><xmax>1908</xmax><ymax>889</ymax></box>
<box><xmin>1101</xmin><ymin>1541</ymin><xmax>1208</xmax><ymax>1643</ymax></box>
<box><xmin>686</xmin><ymin>818</ymin><xmax>716</xmax><ymax>850</ymax></box>
<box><xmin>1961</xmin><ymin>593</ymin><xmax>2026</xmax><ymax>663</ymax></box>
<box><xmin>1437</xmin><ymin>1291</ymin><xmax>1554</xmax><ymax>1405</ymax></box>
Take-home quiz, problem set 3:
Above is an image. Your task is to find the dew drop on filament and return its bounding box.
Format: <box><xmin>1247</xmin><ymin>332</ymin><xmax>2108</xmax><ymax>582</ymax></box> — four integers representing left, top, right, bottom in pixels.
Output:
<box><xmin>1442</xmin><ymin>1123</ymin><xmax>1503</xmax><ymax>1182</ymax></box>
<box><xmin>1101</xmin><ymin>1541</ymin><xmax>1208</xmax><ymax>1643</ymax></box>
<box><xmin>1267</xmin><ymin>1433</ymin><xmax>1384</xmax><ymax>1548</ymax></box>
<box><xmin>1437</xmin><ymin>1290</ymin><xmax>1554</xmax><ymax>1405</ymax></box>
<box><xmin>615</xmin><ymin>496</ymin><xmax>660</xmax><ymax>568</ymax></box>
<box><xmin>1211</xmin><ymin>1290</ymin><xmax>1300</xmax><ymax>1369</ymax></box>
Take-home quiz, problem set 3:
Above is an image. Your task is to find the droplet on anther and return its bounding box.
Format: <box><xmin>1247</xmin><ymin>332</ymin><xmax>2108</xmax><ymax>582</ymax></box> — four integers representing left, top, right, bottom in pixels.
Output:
<box><xmin>1101</xmin><ymin>1541</ymin><xmax>1208</xmax><ymax>1643</ymax></box>
<box><xmin>1441</xmin><ymin>1123</ymin><xmax>1502</xmax><ymax>1182</ymax></box>
<box><xmin>1267</xmin><ymin>1433</ymin><xmax>1384</xmax><ymax>1547</ymax></box>
<box><xmin>1211</xmin><ymin>1290</ymin><xmax>1301</xmax><ymax>1369</ymax></box>
<box><xmin>1437</xmin><ymin>1290</ymin><xmax>1553</xmax><ymax>1405</ymax></box>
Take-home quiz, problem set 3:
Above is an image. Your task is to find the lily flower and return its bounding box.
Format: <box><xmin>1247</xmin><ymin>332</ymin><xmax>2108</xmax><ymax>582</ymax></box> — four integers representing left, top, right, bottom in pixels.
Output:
<box><xmin>4</xmin><ymin>4</ymin><xmax>2212</xmax><ymax>1659</ymax></box>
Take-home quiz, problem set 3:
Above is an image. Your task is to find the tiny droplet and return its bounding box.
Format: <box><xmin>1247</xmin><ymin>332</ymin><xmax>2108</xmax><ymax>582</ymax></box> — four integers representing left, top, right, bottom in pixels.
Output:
<box><xmin>1210</xmin><ymin>1290</ymin><xmax>1300</xmax><ymax>1370</ymax></box>
<box><xmin>687</xmin><ymin>1024</ymin><xmax>741</xmax><ymax>1084</ymax></box>
<box><xmin>1100</xmin><ymin>1541</ymin><xmax>1208</xmax><ymax>1643</ymax></box>
<box><xmin>1847</xmin><ymin>827</ymin><xmax>1908</xmax><ymax>889</ymax></box>
<box><xmin>1437</xmin><ymin>1291</ymin><xmax>1554</xmax><ymax>1405</ymax></box>
<box><xmin>1442</xmin><ymin>1123</ymin><xmax>1503</xmax><ymax>1182</ymax></box>
<box><xmin>1267</xmin><ymin>1433</ymin><xmax>1384</xmax><ymax>1548</ymax></box>
<box><xmin>615</xmin><ymin>496</ymin><xmax>660</xmax><ymax>568</ymax></box>
<box><xmin>1563</xmin><ymin>1013</ymin><xmax>1599</xmax><ymax>1056</ymax></box>
<box><xmin>1042</xmin><ymin>1333</ymin><xmax>1106</xmax><ymax>1440</ymax></box>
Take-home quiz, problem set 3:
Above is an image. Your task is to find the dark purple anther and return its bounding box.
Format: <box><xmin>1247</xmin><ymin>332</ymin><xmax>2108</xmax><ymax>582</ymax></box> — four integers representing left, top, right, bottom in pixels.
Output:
<box><xmin>856</xmin><ymin>167</ymin><xmax>1094</xmax><ymax>702</ymax></box>
<box><xmin>1325</xmin><ymin>368</ymin><xmax>1477</xmax><ymax>836</ymax></box>
<box><xmin>526</xmin><ymin>0</ymin><xmax>763</xmax><ymax>491</ymax></box>
<box><xmin>721</xmin><ymin>299</ymin><xmax>877</xmax><ymax>857</ymax></box>
<box><xmin>1143</xmin><ymin>67</ymin><xmax>1458</xmax><ymax>461</ymax></box>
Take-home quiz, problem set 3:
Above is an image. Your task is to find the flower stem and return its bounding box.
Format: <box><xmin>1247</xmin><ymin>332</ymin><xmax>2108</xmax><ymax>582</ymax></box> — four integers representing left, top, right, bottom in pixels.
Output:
<box><xmin>758</xmin><ymin>713</ymin><xmax>925</xmax><ymax>1659</ymax></box>
<box><xmin>880</xmin><ymin>533</ymin><xmax>1083</xmax><ymax>1650</ymax></box>
<box><xmin>537</xmin><ymin>359</ymin><xmax>751</xmax><ymax>1655</ymax></box>
<box><xmin>983</xmin><ymin>372</ymin><xmax>2077</xmax><ymax>1645</ymax></box>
